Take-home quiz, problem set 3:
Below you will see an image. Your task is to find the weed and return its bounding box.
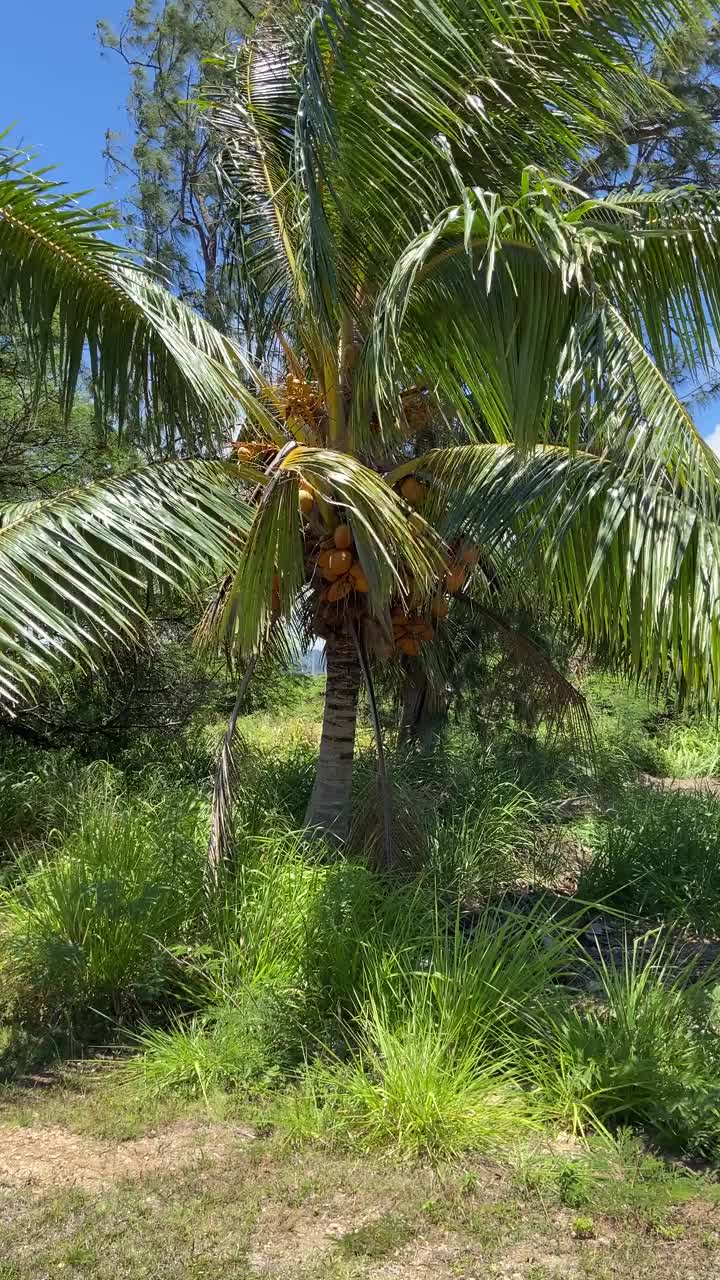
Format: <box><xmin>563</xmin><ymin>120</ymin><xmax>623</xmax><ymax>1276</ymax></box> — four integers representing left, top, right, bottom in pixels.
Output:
<box><xmin>572</xmin><ymin>1215</ymin><xmax>596</xmax><ymax>1239</ymax></box>
<box><xmin>339</xmin><ymin>1215</ymin><xmax>413</xmax><ymax>1259</ymax></box>
<box><xmin>123</xmin><ymin>991</ymin><xmax>289</xmax><ymax>1102</ymax></box>
<box><xmin>578</xmin><ymin>786</ymin><xmax>720</xmax><ymax>930</ymax></box>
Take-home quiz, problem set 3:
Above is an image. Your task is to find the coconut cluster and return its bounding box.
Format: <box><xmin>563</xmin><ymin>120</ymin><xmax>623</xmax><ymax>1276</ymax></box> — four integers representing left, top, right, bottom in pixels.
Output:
<box><xmin>235</xmin><ymin>444</ymin><xmax>478</xmax><ymax>658</ymax></box>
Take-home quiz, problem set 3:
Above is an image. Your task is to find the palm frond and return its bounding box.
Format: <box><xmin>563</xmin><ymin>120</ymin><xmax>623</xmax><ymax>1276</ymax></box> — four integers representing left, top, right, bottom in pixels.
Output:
<box><xmin>415</xmin><ymin>442</ymin><xmax>720</xmax><ymax>705</ymax></box>
<box><xmin>0</xmin><ymin>461</ymin><xmax>251</xmax><ymax>707</ymax></box>
<box><xmin>0</xmin><ymin>146</ymin><xmax>275</xmax><ymax>446</ymax></box>
<box><xmin>289</xmin><ymin>0</ymin><xmax>685</xmax><ymax>328</ymax></box>
<box><xmin>359</xmin><ymin>176</ymin><xmax>720</xmax><ymax>514</ymax></box>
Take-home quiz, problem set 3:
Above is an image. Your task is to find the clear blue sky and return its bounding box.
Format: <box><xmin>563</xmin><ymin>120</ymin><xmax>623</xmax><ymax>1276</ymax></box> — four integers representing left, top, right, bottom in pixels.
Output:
<box><xmin>2</xmin><ymin>1</ymin><xmax>719</xmax><ymax>443</ymax></box>
<box><xmin>1</xmin><ymin>1</ymin><xmax>129</xmax><ymax>199</ymax></box>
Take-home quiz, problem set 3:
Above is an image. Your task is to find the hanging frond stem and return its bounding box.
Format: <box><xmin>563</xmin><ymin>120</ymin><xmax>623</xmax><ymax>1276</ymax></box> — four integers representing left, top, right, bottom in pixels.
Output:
<box><xmin>206</xmin><ymin>651</ymin><xmax>259</xmax><ymax>885</ymax></box>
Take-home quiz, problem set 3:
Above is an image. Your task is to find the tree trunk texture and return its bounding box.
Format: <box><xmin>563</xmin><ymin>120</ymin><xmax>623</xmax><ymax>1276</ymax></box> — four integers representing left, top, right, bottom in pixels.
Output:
<box><xmin>305</xmin><ymin>630</ymin><xmax>362</xmax><ymax>843</ymax></box>
<box><xmin>398</xmin><ymin>670</ymin><xmax>448</xmax><ymax>753</ymax></box>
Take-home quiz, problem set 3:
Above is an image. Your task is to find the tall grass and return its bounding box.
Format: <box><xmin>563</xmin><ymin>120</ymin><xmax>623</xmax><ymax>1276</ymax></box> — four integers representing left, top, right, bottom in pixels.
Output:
<box><xmin>656</xmin><ymin>722</ymin><xmax>720</xmax><ymax>778</ymax></box>
<box><xmin>578</xmin><ymin>786</ymin><xmax>720</xmax><ymax>931</ymax></box>
<box><xmin>0</xmin><ymin>777</ymin><xmax>208</xmax><ymax>1022</ymax></box>
<box><xmin>532</xmin><ymin>939</ymin><xmax>720</xmax><ymax>1154</ymax></box>
<box><xmin>4</xmin><ymin>690</ymin><xmax>720</xmax><ymax>1162</ymax></box>
<box><xmin>302</xmin><ymin>986</ymin><xmax>535</xmax><ymax>1159</ymax></box>
<box><xmin>0</xmin><ymin>742</ymin><xmax>87</xmax><ymax>855</ymax></box>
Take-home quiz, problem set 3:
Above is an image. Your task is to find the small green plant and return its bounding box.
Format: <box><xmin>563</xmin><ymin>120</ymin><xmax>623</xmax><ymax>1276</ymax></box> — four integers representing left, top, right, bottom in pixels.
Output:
<box><xmin>339</xmin><ymin>1215</ymin><xmax>413</xmax><ymax>1259</ymax></box>
<box><xmin>572</xmin><ymin>1216</ymin><xmax>595</xmax><ymax>1239</ymax></box>
<box><xmin>557</xmin><ymin>1160</ymin><xmax>592</xmax><ymax>1208</ymax></box>
<box><xmin>654</xmin><ymin>1222</ymin><xmax>686</xmax><ymax>1241</ymax></box>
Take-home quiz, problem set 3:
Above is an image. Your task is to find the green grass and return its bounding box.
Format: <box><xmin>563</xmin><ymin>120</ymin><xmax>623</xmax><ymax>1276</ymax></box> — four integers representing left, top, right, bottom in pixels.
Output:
<box><xmin>3</xmin><ymin>672</ymin><xmax>720</xmax><ymax>1166</ymax></box>
<box><xmin>0</xmin><ymin>776</ymin><xmax>208</xmax><ymax>1026</ymax></box>
<box><xmin>578</xmin><ymin>785</ymin><xmax>720</xmax><ymax>931</ymax></box>
<box><xmin>0</xmin><ymin>1079</ymin><xmax>718</xmax><ymax>1280</ymax></box>
<box><xmin>530</xmin><ymin>938</ymin><xmax>720</xmax><ymax>1152</ymax></box>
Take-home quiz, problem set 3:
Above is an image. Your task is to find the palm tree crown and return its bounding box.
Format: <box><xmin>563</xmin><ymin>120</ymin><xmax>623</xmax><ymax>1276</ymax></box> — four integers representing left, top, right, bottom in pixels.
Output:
<box><xmin>3</xmin><ymin>0</ymin><xmax>720</xmax><ymax>845</ymax></box>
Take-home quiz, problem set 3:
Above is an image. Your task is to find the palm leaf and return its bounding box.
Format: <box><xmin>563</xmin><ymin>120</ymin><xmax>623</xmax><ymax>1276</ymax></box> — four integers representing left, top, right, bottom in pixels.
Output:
<box><xmin>0</xmin><ymin>146</ymin><xmax>275</xmax><ymax>446</ymax></box>
<box><xmin>0</xmin><ymin>461</ymin><xmax>252</xmax><ymax>706</ymax></box>
<box><xmin>359</xmin><ymin>176</ymin><xmax>720</xmax><ymax>515</ymax></box>
<box><xmin>413</xmin><ymin>442</ymin><xmax>720</xmax><ymax>705</ymax></box>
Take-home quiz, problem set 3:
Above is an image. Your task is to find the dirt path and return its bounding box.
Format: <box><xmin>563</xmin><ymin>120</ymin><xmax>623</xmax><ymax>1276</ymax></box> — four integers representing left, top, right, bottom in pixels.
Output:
<box><xmin>0</xmin><ymin>1118</ymin><xmax>255</xmax><ymax>1191</ymax></box>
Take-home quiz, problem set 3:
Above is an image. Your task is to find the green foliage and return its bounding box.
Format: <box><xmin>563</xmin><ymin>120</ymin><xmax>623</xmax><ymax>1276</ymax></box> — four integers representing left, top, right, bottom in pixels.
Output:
<box><xmin>0</xmin><ymin>742</ymin><xmax>84</xmax><ymax>854</ymax></box>
<box><xmin>4</xmin><ymin>681</ymin><xmax>720</xmax><ymax>1162</ymax></box>
<box><xmin>534</xmin><ymin>940</ymin><xmax>720</xmax><ymax>1153</ymax></box>
<box><xmin>304</xmin><ymin>1001</ymin><xmax>533</xmax><ymax>1160</ymax></box>
<box><xmin>578</xmin><ymin>786</ymin><xmax>720</xmax><ymax>930</ymax></box>
<box><xmin>125</xmin><ymin>993</ymin><xmax>287</xmax><ymax>1102</ymax></box>
<box><xmin>0</xmin><ymin>776</ymin><xmax>208</xmax><ymax>1022</ymax></box>
<box><xmin>655</xmin><ymin>721</ymin><xmax>720</xmax><ymax>778</ymax></box>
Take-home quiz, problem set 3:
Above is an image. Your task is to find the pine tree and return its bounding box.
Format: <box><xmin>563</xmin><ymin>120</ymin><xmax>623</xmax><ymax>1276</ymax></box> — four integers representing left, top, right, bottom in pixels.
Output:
<box><xmin>99</xmin><ymin>1</ymin><xmax>256</xmax><ymax>330</ymax></box>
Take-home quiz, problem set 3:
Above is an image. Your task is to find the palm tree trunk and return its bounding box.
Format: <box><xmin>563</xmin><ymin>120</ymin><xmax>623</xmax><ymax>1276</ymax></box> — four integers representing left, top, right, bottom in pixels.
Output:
<box><xmin>305</xmin><ymin>629</ymin><xmax>362</xmax><ymax>843</ymax></box>
<box><xmin>399</xmin><ymin>669</ymin><xmax>448</xmax><ymax>752</ymax></box>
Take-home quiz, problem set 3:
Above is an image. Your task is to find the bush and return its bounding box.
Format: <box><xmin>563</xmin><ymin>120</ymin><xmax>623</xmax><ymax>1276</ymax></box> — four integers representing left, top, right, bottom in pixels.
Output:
<box><xmin>0</xmin><ymin>779</ymin><xmax>208</xmax><ymax>1023</ymax></box>
<box><xmin>125</xmin><ymin>989</ymin><xmax>291</xmax><ymax>1101</ymax></box>
<box><xmin>578</xmin><ymin>787</ymin><xmax>720</xmax><ymax>930</ymax></box>
<box><xmin>534</xmin><ymin>940</ymin><xmax>720</xmax><ymax>1154</ymax></box>
<box><xmin>0</xmin><ymin>741</ymin><xmax>85</xmax><ymax>854</ymax></box>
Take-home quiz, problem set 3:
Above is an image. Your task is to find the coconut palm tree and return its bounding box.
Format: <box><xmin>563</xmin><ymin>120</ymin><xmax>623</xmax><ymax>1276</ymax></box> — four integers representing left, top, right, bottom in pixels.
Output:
<box><xmin>4</xmin><ymin>0</ymin><xmax>720</xmax><ymax>857</ymax></box>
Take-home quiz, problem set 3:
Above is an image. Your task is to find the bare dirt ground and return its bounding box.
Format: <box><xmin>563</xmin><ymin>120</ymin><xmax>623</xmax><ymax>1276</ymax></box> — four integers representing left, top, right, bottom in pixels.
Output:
<box><xmin>0</xmin><ymin>1086</ymin><xmax>719</xmax><ymax>1280</ymax></box>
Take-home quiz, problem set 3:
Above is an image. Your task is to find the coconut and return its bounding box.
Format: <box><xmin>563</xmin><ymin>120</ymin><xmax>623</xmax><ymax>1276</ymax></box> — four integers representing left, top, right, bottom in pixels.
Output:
<box><xmin>334</xmin><ymin>524</ymin><xmax>353</xmax><ymax>551</ymax></box>
<box><xmin>445</xmin><ymin>566</ymin><xmax>466</xmax><ymax>594</ymax></box>
<box><xmin>400</xmin><ymin>476</ymin><xmax>425</xmax><ymax>507</ymax></box>
<box><xmin>299</xmin><ymin>486</ymin><xmax>315</xmax><ymax>515</ymax></box>
<box><xmin>398</xmin><ymin>636</ymin><xmax>421</xmax><ymax>657</ymax></box>
<box><xmin>349</xmin><ymin>561</ymin><xmax>369</xmax><ymax>592</ymax></box>
<box><xmin>460</xmin><ymin>544</ymin><xmax>480</xmax><ymax>567</ymax></box>
<box><xmin>431</xmin><ymin>594</ymin><xmax>449</xmax><ymax>619</ymax></box>
<box><xmin>328</xmin><ymin>550</ymin><xmax>352</xmax><ymax>578</ymax></box>
<box><xmin>327</xmin><ymin>577</ymin><xmax>352</xmax><ymax>603</ymax></box>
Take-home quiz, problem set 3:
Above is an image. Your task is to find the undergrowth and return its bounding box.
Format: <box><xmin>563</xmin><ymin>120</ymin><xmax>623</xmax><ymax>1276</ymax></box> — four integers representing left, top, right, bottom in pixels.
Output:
<box><xmin>2</xmin><ymin>673</ymin><xmax>720</xmax><ymax>1163</ymax></box>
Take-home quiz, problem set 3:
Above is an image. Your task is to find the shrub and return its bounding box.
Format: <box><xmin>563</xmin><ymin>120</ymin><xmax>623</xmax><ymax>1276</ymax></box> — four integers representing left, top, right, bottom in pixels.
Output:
<box><xmin>534</xmin><ymin>940</ymin><xmax>720</xmax><ymax>1154</ymax></box>
<box><xmin>578</xmin><ymin>787</ymin><xmax>720</xmax><ymax>930</ymax></box>
<box><xmin>0</xmin><ymin>780</ymin><xmax>208</xmax><ymax>1023</ymax></box>
<box><xmin>0</xmin><ymin>741</ymin><xmax>85</xmax><ymax>854</ymax></box>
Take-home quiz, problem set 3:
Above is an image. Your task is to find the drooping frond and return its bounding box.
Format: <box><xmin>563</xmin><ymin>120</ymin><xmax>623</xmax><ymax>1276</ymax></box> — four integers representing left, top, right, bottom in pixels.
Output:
<box><xmin>360</xmin><ymin>176</ymin><xmax>720</xmax><ymax>513</ymax></box>
<box><xmin>415</xmin><ymin>443</ymin><xmax>720</xmax><ymax>705</ymax></box>
<box><xmin>0</xmin><ymin>461</ymin><xmax>252</xmax><ymax>707</ymax></box>
<box><xmin>0</xmin><ymin>146</ymin><xmax>275</xmax><ymax>447</ymax></box>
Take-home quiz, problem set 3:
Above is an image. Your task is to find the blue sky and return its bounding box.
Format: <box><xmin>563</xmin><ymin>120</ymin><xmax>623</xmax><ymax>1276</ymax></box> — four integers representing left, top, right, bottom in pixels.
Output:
<box><xmin>2</xmin><ymin>2</ymin><xmax>720</xmax><ymax>445</ymax></box>
<box><xmin>1</xmin><ymin>1</ymin><xmax>129</xmax><ymax>199</ymax></box>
